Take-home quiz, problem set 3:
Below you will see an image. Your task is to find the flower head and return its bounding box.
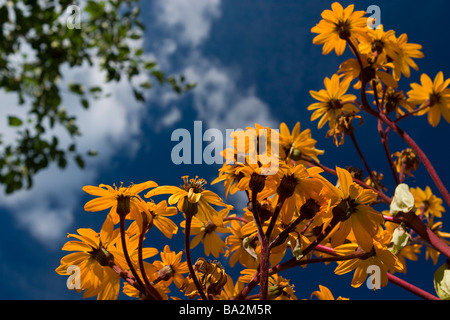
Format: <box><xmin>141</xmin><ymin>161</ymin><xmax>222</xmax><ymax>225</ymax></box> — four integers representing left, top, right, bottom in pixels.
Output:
<box><xmin>83</xmin><ymin>181</ymin><xmax>157</xmax><ymax>229</ymax></box>
<box><xmin>311</xmin><ymin>2</ymin><xmax>368</xmax><ymax>56</ymax></box>
<box><xmin>308</xmin><ymin>74</ymin><xmax>359</xmax><ymax>130</ymax></box>
<box><xmin>410</xmin><ymin>186</ymin><xmax>445</xmax><ymax>219</ymax></box>
<box><xmin>279</xmin><ymin>122</ymin><xmax>324</xmax><ymax>163</ymax></box>
<box><xmin>407</xmin><ymin>72</ymin><xmax>450</xmax><ymax>127</ymax></box>
<box><xmin>55</xmin><ymin>216</ymin><xmax>122</xmax><ymax>300</ymax></box>
<box><xmin>327</xmin><ymin>167</ymin><xmax>384</xmax><ymax>252</ymax></box>
<box><xmin>146</xmin><ymin>176</ymin><xmax>232</xmax><ymax>221</ymax></box>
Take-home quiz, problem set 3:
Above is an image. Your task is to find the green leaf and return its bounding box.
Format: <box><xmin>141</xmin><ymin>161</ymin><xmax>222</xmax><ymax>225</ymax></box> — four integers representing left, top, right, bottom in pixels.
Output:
<box><xmin>75</xmin><ymin>154</ymin><xmax>85</xmax><ymax>169</ymax></box>
<box><xmin>242</xmin><ymin>236</ymin><xmax>258</xmax><ymax>261</ymax></box>
<box><xmin>292</xmin><ymin>238</ymin><xmax>303</xmax><ymax>260</ymax></box>
<box><xmin>389</xmin><ymin>223</ymin><xmax>410</xmax><ymax>254</ymax></box>
<box><xmin>151</xmin><ymin>70</ymin><xmax>165</xmax><ymax>84</ymax></box>
<box><xmin>8</xmin><ymin>116</ymin><xmax>23</xmax><ymax>127</ymax></box>
<box><xmin>81</xmin><ymin>98</ymin><xmax>89</xmax><ymax>109</ymax></box>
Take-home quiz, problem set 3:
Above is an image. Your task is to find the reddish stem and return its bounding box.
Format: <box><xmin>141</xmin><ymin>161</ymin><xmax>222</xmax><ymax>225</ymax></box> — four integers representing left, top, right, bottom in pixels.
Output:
<box><xmin>387</xmin><ymin>273</ymin><xmax>440</xmax><ymax>300</ymax></box>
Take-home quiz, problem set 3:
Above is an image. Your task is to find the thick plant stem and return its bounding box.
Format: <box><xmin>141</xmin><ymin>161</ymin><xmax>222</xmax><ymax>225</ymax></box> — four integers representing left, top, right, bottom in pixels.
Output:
<box><xmin>378</xmin><ymin>118</ymin><xmax>400</xmax><ymax>185</ymax></box>
<box><xmin>184</xmin><ymin>213</ymin><xmax>208</xmax><ymax>301</ymax></box>
<box><xmin>387</xmin><ymin>273</ymin><xmax>440</xmax><ymax>300</ymax></box>
<box><xmin>402</xmin><ymin>211</ymin><xmax>450</xmax><ymax>260</ymax></box>
<box><xmin>348</xmin><ymin>131</ymin><xmax>380</xmax><ymax>191</ymax></box>
<box><xmin>119</xmin><ymin>215</ymin><xmax>156</xmax><ymax>300</ymax></box>
<box><xmin>301</xmin><ymin>156</ymin><xmax>392</xmax><ymax>204</ymax></box>
<box><xmin>252</xmin><ymin>191</ymin><xmax>269</xmax><ymax>300</ymax></box>
<box><xmin>379</xmin><ymin>111</ymin><xmax>450</xmax><ymax>208</ymax></box>
<box><xmin>137</xmin><ymin>226</ymin><xmax>163</xmax><ymax>300</ymax></box>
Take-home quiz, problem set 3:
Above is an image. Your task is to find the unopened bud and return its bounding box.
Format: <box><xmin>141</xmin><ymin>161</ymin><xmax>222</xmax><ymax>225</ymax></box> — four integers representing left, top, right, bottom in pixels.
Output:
<box><xmin>277</xmin><ymin>174</ymin><xmax>298</xmax><ymax>199</ymax></box>
<box><xmin>182</xmin><ymin>196</ymin><xmax>198</xmax><ymax>216</ymax></box>
<box><xmin>116</xmin><ymin>195</ymin><xmax>131</xmax><ymax>217</ymax></box>
<box><xmin>158</xmin><ymin>265</ymin><xmax>174</xmax><ymax>281</ymax></box>
<box><xmin>249</xmin><ymin>173</ymin><xmax>266</xmax><ymax>194</ymax></box>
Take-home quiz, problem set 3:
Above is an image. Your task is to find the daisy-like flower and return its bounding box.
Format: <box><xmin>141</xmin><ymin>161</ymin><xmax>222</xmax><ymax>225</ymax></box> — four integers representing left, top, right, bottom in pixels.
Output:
<box><xmin>338</xmin><ymin>53</ymin><xmax>398</xmax><ymax>90</ymax></box>
<box><xmin>267</xmin><ymin>274</ymin><xmax>297</xmax><ymax>300</ymax></box>
<box><xmin>181</xmin><ymin>207</ymin><xmax>231</xmax><ymax>258</ymax></box>
<box><xmin>225</xmin><ymin>213</ymin><xmax>260</xmax><ymax>269</ymax></box>
<box><xmin>146</xmin><ymin>200</ymin><xmax>178</xmax><ymax>239</ymax></box>
<box><xmin>308</xmin><ymin>74</ymin><xmax>359</xmax><ymax>130</ymax></box>
<box><xmin>238</xmin><ymin>270</ymin><xmax>296</xmax><ymax>300</ymax></box>
<box><xmin>410</xmin><ymin>186</ymin><xmax>445</xmax><ymax>219</ymax></box>
<box><xmin>279</xmin><ymin>122</ymin><xmax>324</xmax><ymax>163</ymax></box>
<box><xmin>392</xmin><ymin>148</ymin><xmax>420</xmax><ymax>177</ymax></box>
<box><xmin>391</xmin><ymin>33</ymin><xmax>424</xmax><ymax>81</ymax></box>
<box><xmin>358</xmin><ymin>25</ymin><xmax>397</xmax><ymax>62</ymax></box>
<box><xmin>407</xmin><ymin>71</ymin><xmax>450</xmax><ymax>127</ymax></box>
<box><xmin>55</xmin><ymin>216</ymin><xmax>122</xmax><ymax>300</ymax></box>
<box><xmin>211</xmin><ymin>163</ymin><xmax>244</xmax><ymax>198</ymax></box>
<box><xmin>327</xmin><ymin>167</ymin><xmax>385</xmax><ymax>252</ymax></box>
<box><xmin>310</xmin><ymin>285</ymin><xmax>348</xmax><ymax>300</ymax></box>
<box><xmin>82</xmin><ymin>181</ymin><xmax>157</xmax><ymax>228</ymax></box>
<box><xmin>333</xmin><ymin>238</ymin><xmax>404</xmax><ymax>289</ymax></box>
<box><xmin>145</xmin><ymin>176</ymin><xmax>232</xmax><ymax>221</ymax></box>
<box><xmin>224</xmin><ymin>124</ymin><xmax>280</xmax><ymax>166</ymax></box>
<box><xmin>152</xmin><ymin>245</ymin><xmax>189</xmax><ymax>289</ymax></box>
<box><xmin>183</xmin><ymin>258</ymin><xmax>228</xmax><ymax>299</ymax></box>
<box><xmin>378</xmin><ymin>86</ymin><xmax>414</xmax><ymax>116</ymax></box>
<box><xmin>268</xmin><ymin>164</ymin><xmax>325</xmax><ymax>225</ymax></box>
<box><xmin>311</xmin><ymin>2</ymin><xmax>368</xmax><ymax>56</ymax></box>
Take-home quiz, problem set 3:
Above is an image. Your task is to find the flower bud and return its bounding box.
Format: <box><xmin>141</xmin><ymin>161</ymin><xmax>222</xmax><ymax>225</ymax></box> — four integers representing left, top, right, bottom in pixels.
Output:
<box><xmin>116</xmin><ymin>195</ymin><xmax>131</xmax><ymax>217</ymax></box>
<box><xmin>158</xmin><ymin>265</ymin><xmax>174</xmax><ymax>281</ymax></box>
<box><xmin>90</xmin><ymin>247</ymin><xmax>115</xmax><ymax>267</ymax></box>
<box><xmin>249</xmin><ymin>173</ymin><xmax>266</xmax><ymax>194</ymax></box>
<box><xmin>389</xmin><ymin>223</ymin><xmax>410</xmax><ymax>254</ymax></box>
<box><xmin>182</xmin><ymin>196</ymin><xmax>198</xmax><ymax>216</ymax></box>
<box><xmin>277</xmin><ymin>174</ymin><xmax>298</xmax><ymax>199</ymax></box>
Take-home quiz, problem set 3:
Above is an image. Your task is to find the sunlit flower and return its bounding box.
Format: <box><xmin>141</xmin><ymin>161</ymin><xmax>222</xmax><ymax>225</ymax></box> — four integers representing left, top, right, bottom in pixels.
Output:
<box><xmin>279</xmin><ymin>122</ymin><xmax>324</xmax><ymax>163</ymax></box>
<box><xmin>152</xmin><ymin>245</ymin><xmax>189</xmax><ymax>289</ymax></box>
<box><xmin>55</xmin><ymin>216</ymin><xmax>122</xmax><ymax>300</ymax></box>
<box><xmin>338</xmin><ymin>53</ymin><xmax>398</xmax><ymax>90</ymax></box>
<box><xmin>391</xmin><ymin>33</ymin><xmax>424</xmax><ymax>81</ymax></box>
<box><xmin>410</xmin><ymin>186</ymin><xmax>445</xmax><ymax>219</ymax></box>
<box><xmin>225</xmin><ymin>213</ymin><xmax>260</xmax><ymax>269</ymax></box>
<box><xmin>308</xmin><ymin>74</ymin><xmax>359</xmax><ymax>130</ymax></box>
<box><xmin>146</xmin><ymin>200</ymin><xmax>179</xmax><ymax>239</ymax></box>
<box><xmin>358</xmin><ymin>24</ymin><xmax>397</xmax><ymax>62</ymax></box>
<box><xmin>311</xmin><ymin>2</ymin><xmax>368</xmax><ymax>56</ymax></box>
<box><xmin>327</xmin><ymin>167</ymin><xmax>384</xmax><ymax>252</ymax></box>
<box><xmin>145</xmin><ymin>176</ymin><xmax>232</xmax><ymax>221</ymax></box>
<box><xmin>267</xmin><ymin>274</ymin><xmax>297</xmax><ymax>300</ymax></box>
<box><xmin>333</xmin><ymin>238</ymin><xmax>404</xmax><ymax>289</ymax></box>
<box><xmin>267</xmin><ymin>164</ymin><xmax>325</xmax><ymax>224</ymax></box>
<box><xmin>407</xmin><ymin>72</ymin><xmax>450</xmax><ymax>127</ymax></box>
<box><xmin>181</xmin><ymin>208</ymin><xmax>231</xmax><ymax>258</ymax></box>
<box><xmin>83</xmin><ymin>181</ymin><xmax>157</xmax><ymax>228</ymax></box>
<box><xmin>211</xmin><ymin>163</ymin><xmax>244</xmax><ymax>197</ymax></box>
<box><xmin>182</xmin><ymin>258</ymin><xmax>228</xmax><ymax>299</ymax></box>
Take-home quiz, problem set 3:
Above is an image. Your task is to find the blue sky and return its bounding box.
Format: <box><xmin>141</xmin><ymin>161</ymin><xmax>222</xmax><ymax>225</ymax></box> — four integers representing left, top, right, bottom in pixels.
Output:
<box><xmin>1</xmin><ymin>0</ymin><xmax>450</xmax><ymax>300</ymax></box>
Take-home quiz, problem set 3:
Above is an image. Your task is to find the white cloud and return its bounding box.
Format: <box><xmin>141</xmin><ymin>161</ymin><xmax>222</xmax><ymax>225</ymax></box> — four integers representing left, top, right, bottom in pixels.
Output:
<box><xmin>152</xmin><ymin>0</ymin><xmax>278</xmax><ymax>132</ymax></box>
<box><xmin>155</xmin><ymin>0</ymin><xmax>221</xmax><ymax>47</ymax></box>
<box><xmin>0</xmin><ymin>55</ymin><xmax>149</xmax><ymax>246</ymax></box>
